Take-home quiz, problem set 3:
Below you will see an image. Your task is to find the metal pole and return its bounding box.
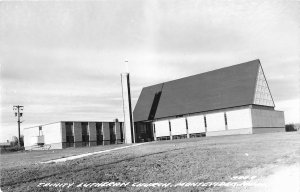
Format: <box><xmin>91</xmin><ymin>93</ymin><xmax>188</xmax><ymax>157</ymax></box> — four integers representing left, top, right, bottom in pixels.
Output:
<box><xmin>17</xmin><ymin>106</ymin><xmax>21</xmax><ymax>147</ymax></box>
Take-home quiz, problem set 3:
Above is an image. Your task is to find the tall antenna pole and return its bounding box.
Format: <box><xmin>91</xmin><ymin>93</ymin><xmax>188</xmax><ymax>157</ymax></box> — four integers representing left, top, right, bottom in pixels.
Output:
<box><xmin>13</xmin><ymin>105</ymin><xmax>24</xmax><ymax>147</ymax></box>
<box><xmin>125</xmin><ymin>60</ymin><xmax>129</xmax><ymax>73</ymax></box>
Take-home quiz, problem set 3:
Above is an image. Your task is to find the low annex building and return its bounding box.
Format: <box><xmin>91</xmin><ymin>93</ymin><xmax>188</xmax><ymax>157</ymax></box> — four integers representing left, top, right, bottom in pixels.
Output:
<box><xmin>23</xmin><ymin>120</ymin><xmax>124</xmax><ymax>150</ymax></box>
<box><xmin>133</xmin><ymin>60</ymin><xmax>285</xmax><ymax>142</ymax></box>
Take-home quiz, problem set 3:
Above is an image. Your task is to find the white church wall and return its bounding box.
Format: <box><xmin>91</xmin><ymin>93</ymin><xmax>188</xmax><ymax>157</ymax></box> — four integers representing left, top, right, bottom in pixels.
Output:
<box><xmin>227</xmin><ymin>108</ymin><xmax>253</xmax><ymax>130</ymax></box>
<box><xmin>42</xmin><ymin>122</ymin><xmax>63</xmax><ymax>145</ymax></box>
<box><xmin>23</xmin><ymin>127</ymin><xmax>40</xmax><ymax>149</ymax></box>
<box><xmin>187</xmin><ymin>115</ymin><xmax>206</xmax><ymax>134</ymax></box>
<box><xmin>206</xmin><ymin>112</ymin><xmax>226</xmax><ymax>132</ymax></box>
<box><xmin>24</xmin><ymin>122</ymin><xmax>63</xmax><ymax>150</ymax></box>
<box><xmin>170</xmin><ymin>117</ymin><xmax>187</xmax><ymax>135</ymax></box>
<box><xmin>154</xmin><ymin>120</ymin><xmax>170</xmax><ymax>137</ymax></box>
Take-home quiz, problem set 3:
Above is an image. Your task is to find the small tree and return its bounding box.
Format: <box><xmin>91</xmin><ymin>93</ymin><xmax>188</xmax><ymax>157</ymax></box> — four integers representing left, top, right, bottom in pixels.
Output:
<box><xmin>10</xmin><ymin>136</ymin><xmax>18</xmax><ymax>146</ymax></box>
<box><xmin>9</xmin><ymin>135</ymin><xmax>24</xmax><ymax>147</ymax></box>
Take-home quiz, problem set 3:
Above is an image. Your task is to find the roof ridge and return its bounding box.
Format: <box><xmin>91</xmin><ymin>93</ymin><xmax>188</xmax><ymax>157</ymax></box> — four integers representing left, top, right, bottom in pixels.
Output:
<box><xmin>144</xmin><ymin>59</ymin><xmax>260</xmax><ymax>88</ymax></box>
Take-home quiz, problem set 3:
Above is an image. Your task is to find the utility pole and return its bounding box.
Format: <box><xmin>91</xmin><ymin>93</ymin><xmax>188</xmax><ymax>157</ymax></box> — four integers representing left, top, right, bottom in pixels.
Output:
<box><xmin>13</xmin><ymin>105</ymin><xmax>24</xmax><ymax>147</ymax></box>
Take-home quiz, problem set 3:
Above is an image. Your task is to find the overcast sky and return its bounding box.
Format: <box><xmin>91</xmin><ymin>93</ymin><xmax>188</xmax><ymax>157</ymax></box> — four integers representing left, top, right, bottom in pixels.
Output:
<box><xmin>0</xmin><ymin>0</ymin><xmax>299</xmax><ymax>142</ymax></box>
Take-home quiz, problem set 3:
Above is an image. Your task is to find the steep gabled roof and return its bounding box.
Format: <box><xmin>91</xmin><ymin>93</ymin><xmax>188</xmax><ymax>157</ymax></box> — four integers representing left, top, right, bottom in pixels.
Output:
<box><xmin>133</xmin><ymin>60</ymin><xmax>262</xmax><ymax>122</ymax></box>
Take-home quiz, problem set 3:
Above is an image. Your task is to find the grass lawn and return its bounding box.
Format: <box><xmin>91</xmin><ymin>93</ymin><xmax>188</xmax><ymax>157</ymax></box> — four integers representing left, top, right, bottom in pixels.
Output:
<box><xmin>0</xmin><ymin>144</ymin><xmax>129</xmax><ymax>168</ymax></box>
<box><xmin>1</xmin><ymin>132</ymin><xmax>299</xmax><ymax>192</ymax></box>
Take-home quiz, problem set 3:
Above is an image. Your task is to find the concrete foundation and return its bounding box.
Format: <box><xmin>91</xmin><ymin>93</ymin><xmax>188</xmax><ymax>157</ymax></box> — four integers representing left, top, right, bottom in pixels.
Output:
<box><xmin>206</xmin><ymin>128</ymin><xmax>252</xmax><ymax>137</ymax></box>
<box><xmin>252</xmin><ymin>127</ymin><xmax>285</xmax><ymax>134</ymax></box>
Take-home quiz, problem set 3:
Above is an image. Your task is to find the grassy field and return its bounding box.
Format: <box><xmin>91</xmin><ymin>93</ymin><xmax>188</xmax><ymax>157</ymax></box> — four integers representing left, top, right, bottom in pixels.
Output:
<box><xmin>1</xmin><ymin>132</ymin><xmax>300</xmax><ymax>192</ymax></box>
<box><xmin>0</xmin><ymin>144</ymin><xmax>129</xmax><ymax>168</ymax></box>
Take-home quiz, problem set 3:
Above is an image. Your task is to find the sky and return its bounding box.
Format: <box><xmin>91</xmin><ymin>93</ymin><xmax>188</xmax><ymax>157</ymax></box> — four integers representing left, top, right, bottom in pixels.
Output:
<box><xmin>0</xmin><ymin>0</ymin><xmax>299</xmax><ymax>142</ymax></box>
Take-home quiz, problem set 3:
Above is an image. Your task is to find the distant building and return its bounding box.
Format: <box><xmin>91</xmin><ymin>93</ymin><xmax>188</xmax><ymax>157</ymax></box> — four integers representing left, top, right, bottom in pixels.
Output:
<box><xmin>23</xmin><ymin>120</ymin><xmax>124</xmax><ymax>150</ymax></box>
<box><xmin>133</xmin><ymin>60</ymin><xmax>285</xmax><ymax>142</ymax></box>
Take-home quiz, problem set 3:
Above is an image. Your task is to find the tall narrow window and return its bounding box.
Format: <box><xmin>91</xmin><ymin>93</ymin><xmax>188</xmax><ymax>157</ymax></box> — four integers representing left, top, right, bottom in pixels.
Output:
<box><xmin>109</xmin><ymin>122</ymin><xmax>116</xmax><ymax>144</ymax></box>
<box><xmin>185</xmin><ymin>118</ymin><xmax>189</xmax><ymax>130</ymax></box>
<box><xmin>204</xmin><ymin>116</ymin><xmax>207</xmax><ymax>128</ymax></box>
<box><xmin>66</xmin><ymin>122</ymin><xmax>74</xmax><ymax>148</ymax></box>
<box><xmin>224</xmin><ymin>113</ymin><xmax>228</xmax><ymax>130</ymax></box>
<box><xmin>96</xmin><ymin>123</ymin><xmax>103</xmax><ymax>145</ymax></box>
<box><xmin>119</xmin><ymin>122</ymin><xmax>124</xmax><ymax>143</ymax></box>
<box><xmin>82</xmin><ymin>122</ymin><xmax>89</xmax><ymax>147</ymax></box>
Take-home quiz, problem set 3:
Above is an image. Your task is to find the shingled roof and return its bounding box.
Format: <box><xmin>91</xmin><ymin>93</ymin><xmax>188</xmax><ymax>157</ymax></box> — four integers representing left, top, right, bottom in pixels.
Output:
<box><xmin>133</xmin><ymin>60</ymin><xmax>262</xmax><ymax>122</ymax></box>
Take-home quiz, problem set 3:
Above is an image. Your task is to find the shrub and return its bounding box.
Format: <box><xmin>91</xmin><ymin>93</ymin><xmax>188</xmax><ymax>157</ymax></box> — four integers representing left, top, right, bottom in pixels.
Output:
<box><xmin>285</xmin><ymin>124</ymin><xmax>296</xmax><ymax>132</ymax></box>
<box><xmin>0</xmin><ymin>146</ymin><xmax>25</xmax><ymax>154</ymax></box>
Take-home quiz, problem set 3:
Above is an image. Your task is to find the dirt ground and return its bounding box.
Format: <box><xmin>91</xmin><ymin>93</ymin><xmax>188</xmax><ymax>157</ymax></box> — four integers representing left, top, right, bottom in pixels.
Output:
<box><xmin>227</xmin><ymin>145</ymin><xmax>300</xmax><ymax>192</ymax></box>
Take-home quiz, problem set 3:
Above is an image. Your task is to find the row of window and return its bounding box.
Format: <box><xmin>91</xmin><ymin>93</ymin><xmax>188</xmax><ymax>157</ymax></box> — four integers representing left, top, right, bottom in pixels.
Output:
<box><xmin>65</xmin><ymin>122</ymin><xmax>124</xmax><ymax>147</ymax></box>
